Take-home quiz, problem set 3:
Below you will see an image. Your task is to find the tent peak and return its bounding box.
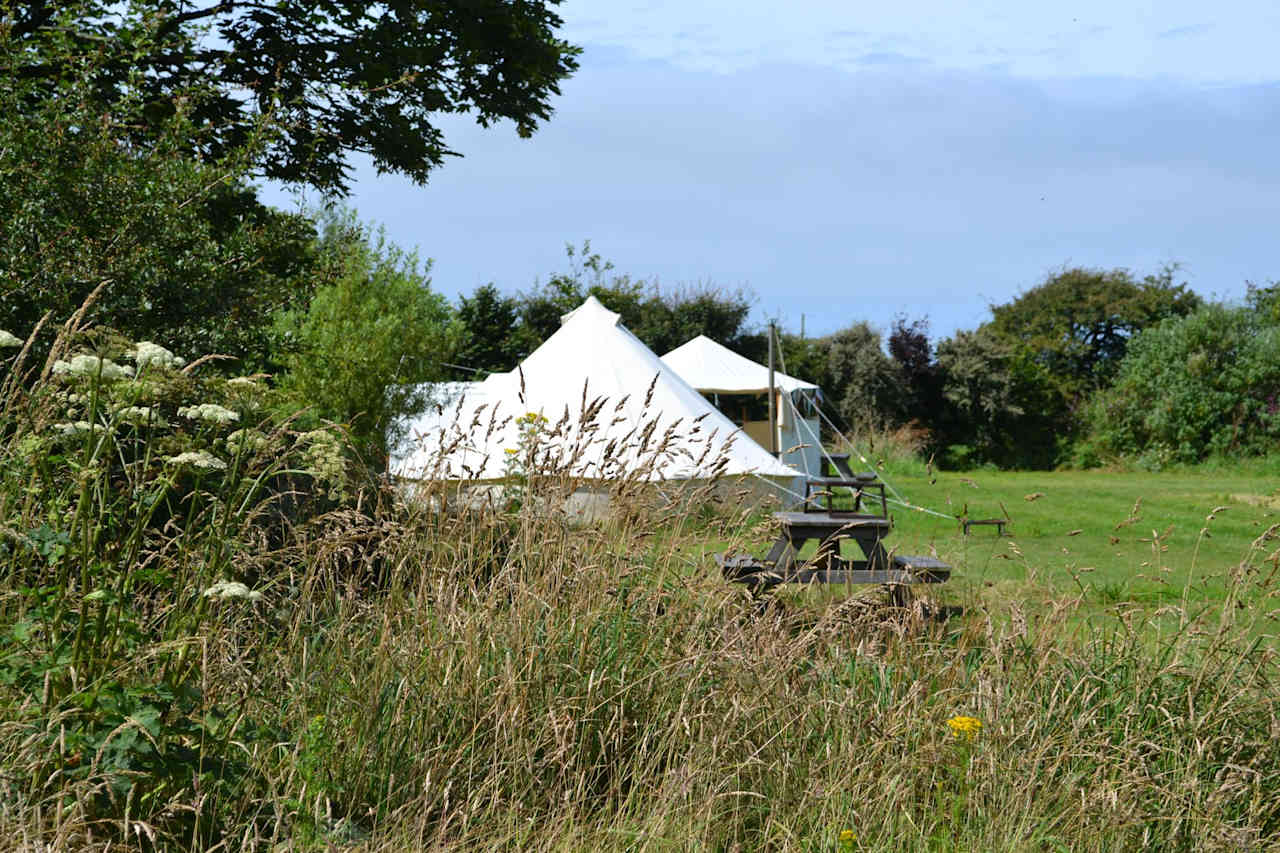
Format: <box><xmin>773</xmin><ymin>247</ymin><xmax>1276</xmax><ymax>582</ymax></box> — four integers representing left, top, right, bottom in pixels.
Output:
<box><xmin>661</xmin><ymin>334</ymin><xmax>819</xmax><ymax>395</ymax></box>
<box><xmin>560</xmin><ymin>294</ymin><xmax>620</xmax><ymax>327</ymax></box>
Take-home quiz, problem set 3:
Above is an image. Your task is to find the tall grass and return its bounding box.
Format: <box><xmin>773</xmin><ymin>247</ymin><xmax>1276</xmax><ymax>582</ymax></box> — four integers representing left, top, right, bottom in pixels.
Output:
<box><xmin>833</xmin><ymin>422</ymin><xmax>932</xmax><ymax>479</ymax></box>
<box><xmin>2</xmin><ymin>323</ymin><xmax>1279</xmax><ymax>850</ymax></box>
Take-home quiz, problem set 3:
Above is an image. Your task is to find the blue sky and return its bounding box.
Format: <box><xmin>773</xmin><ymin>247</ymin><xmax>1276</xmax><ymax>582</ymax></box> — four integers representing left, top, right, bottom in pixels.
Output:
<box><xmin>263</xmin><ymin>0</ymin><xmax>1280</xmax><ymax>341</ymax></box>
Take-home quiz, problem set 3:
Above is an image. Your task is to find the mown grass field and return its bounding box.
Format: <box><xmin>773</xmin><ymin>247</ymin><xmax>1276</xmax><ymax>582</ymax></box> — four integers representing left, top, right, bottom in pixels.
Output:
<box><xmin>891</xmin><ymin>467</ymin><xmax>1280</xmax><ymax>612</ymax></box>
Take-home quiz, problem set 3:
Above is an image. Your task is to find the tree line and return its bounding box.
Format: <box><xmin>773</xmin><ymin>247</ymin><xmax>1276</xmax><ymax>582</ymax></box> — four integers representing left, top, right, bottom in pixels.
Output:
<box><xmin>447</xmin><ymin>255</ymin><xmax>1279</xmax><ymax>471</ymax></box>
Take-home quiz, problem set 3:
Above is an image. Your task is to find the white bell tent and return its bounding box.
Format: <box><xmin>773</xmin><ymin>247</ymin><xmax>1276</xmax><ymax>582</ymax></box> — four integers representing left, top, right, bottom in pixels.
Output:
<box><xmin>392</xmin><ymin>297</ymin><xmax>800</xmax><ymax>489</ymax></box>
<box><xmin>660</xmin><ymin>335</ymin><xmax>823</xmax><ymax>478</ymax></box>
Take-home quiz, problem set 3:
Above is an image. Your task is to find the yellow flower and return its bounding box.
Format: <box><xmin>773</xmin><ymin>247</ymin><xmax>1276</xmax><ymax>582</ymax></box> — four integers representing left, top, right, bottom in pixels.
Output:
<box><xmin>838</xmin><ymin>829</ymin><xmax>856</xmax><ymax>851</ymax></box>
<box><xmin>946</xmin><ymin>715</ymin><xmax>982</xmax><ymax>740</ymax></box>
<box><xmin>504</xmin><ymin>448</ymin><xmax>519</xmax><ymax>455</ymax></box>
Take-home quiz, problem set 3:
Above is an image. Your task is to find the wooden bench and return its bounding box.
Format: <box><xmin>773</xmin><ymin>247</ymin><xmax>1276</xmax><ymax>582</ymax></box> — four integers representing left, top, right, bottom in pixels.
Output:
<box><xmin>962</xmin><ymin>518</ymin><xmax>1010</xmax><ymax>536</ymax></box>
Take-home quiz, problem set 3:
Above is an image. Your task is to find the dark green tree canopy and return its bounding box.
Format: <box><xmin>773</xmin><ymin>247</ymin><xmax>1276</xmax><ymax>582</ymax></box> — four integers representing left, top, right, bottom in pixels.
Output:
<box><xmin>932</xmin><ymin>329</ymin><xmax>1066</xmax><ymax>469</ymax></box>
<box><xmin>985</xmin><ymin>265</ymin><xmax>1202</xmax><ymax>398</ymax></box>
<box><xmin>10</xmin><ymin>0</ymin><xmax>580</xmax><ymax>193</ymax></box>
<box><xmin>0</xmin><ymin>53</ymin><xmax>322</xmax><ymax>369</ymax></box>
<box><xmin>455</xmin><ymin>283</ymin><xmax>525</xmax><ymax>375</ymax></box>
<box><xmin>453</xmin><ymin>243</ymin><xmax>760</xmax><ymax>374</ymax></box>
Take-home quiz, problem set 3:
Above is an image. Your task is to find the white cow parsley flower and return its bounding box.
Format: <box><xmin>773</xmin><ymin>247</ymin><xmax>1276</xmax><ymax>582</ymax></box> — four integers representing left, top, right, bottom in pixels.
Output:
<box><xmin>203</xmin><ymin>580</ymin><xmax>263</xmax><ymax>602</ymax></box>
<box><xmin>51</xmin><ymin>354</ymin><xmax>134</xmax><ymax>380</ymax></box>
<box><xmin>225</xmin><ymin>428</ymin><xmax>269</xmax><ymax>453</ymax></box>
<box><xmin>178</xmin><ymin>403</ymin><xmax>239</xmax><ymax>424</ymax></box>
<box><xmin>294</xmin><ymin>429</ymin><xmax>348</xmax><ymax>500</ymax></box>
<box><xmin>115</xmin><ymin>406</ymin><xmax>167</xmax><ymax>427</ymax></box>
<box><xmin>54</xmin><ymin>421</ymin><xmax>95</xmax><ymax>437</ymax></box>
<box><xmin>167</xmin><ymin>450</ymin><xmax>228</xmax><ymax>470</ymax></box>
<box><xmin>131</xmin><ymin>341</ymin><xmax>186</xmax><ymax>370</ymax></box>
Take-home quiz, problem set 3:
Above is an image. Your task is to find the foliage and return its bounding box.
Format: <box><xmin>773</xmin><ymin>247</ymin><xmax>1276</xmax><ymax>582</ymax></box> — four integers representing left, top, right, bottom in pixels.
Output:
<box><xmin>1081</xmin><ymin>304</ymin><xmax>1280</xmax><ymax>467</ymax></box>
<box><xmin>1247</xmin><ymin>280</ymin><xmax>1280</xmax><ymax>324</ymax></box>
<box><xmin>629</xmin><ymin>285</ymin><xmax>757</xmax><ymax>359</ymax></box>
<box><xmin>985</xmin><ymin>265</ymin><xmax>1202</xmax><ymax>401</ymax></box>
<box><xmin>274</xmin><ymin>209</ymin><xmax>459</xmax><ymax>467</ymax></box>
<box><xmin>0</xmin><ymin>25</ymin><xmax>322</xmax><ymax>371</ymax></box>
<box><xmin>812</xmin><ymin>321</ymin><xmax>904</xmax><ymax>432</ymax></box>
<box><xmin>454</xmin><ymin>242</ymin><xmax>759</xmax><ymax>373</ymax></box>
<box><xmin>454</xmin><ymin>283</ymin><xmax>527</xmax><ymax>376</ymax></box>
<box><xmin>0</xmin><ymin>327</ymin><xmax>352</xmax><ymax>845</ymax></box>
<box><xmin>888</xmin><ymin>314</ymin><xmax>944</xmax><ymax>430</ymax></box>
<box><xmin>9</xmin><ymin>0</ymin><xmax>581</xmax><ymax>194</ymax></box>
<box><xmin>521</xmin><ymin>243</ymin><xmax>759</xmax><ymax>357</ymax></box>
<box><xmin>933</xmin><ymin>329</ymin><xmax>1066</xmax><ymax>469</ymax></box>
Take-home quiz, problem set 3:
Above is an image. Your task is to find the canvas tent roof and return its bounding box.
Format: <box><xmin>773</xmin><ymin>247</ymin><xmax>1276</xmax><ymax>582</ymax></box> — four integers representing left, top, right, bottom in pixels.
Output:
<box><xmin>660</xmin><ymin>335</ymin><xmax>819</xmax><ymax>395</ymax></box>
<box><xmin>392</xmin><ymin>297</ymin><xmax>800</xmax><ymax>482</ymax></box>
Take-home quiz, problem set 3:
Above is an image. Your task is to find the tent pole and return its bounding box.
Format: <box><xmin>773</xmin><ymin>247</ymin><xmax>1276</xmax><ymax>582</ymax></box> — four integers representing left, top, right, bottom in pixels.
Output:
<box><xmin>767</xmin><ymin>320</ymin><xmax>778</xmax><ymax>457</ymax></box>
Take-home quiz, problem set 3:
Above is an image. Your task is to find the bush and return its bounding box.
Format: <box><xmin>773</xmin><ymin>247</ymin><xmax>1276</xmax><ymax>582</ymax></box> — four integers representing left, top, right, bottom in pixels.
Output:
<box><xmin>814</xmin><ymin>322</ymin><xmax>905</xmax><ymax>432</ymax></box>
<box><xmin>274</xmin><ymin>209</ymin><xmax>459</xmax><ymax>468</ymax></box>
<box><xmin>932</xmin><ymin>330</ymin><xmax>1067</xmax><ymax>469</ymax></box>
<box><xmin>1083</xmin><ymin>304</ymin><xmax>1280</xmax><ymax>466</ymax></box>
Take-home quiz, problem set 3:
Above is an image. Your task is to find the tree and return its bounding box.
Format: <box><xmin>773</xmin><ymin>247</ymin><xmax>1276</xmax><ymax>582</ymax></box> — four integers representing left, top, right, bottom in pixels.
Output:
<box><xmin>985</xmin><ymin>265</ymin><xmax>1202</xmax><ymax>402</ymax></box>
<box><xmin>933</xmin><ymin>330</ymin><xmax>1065</xmax><ymax>469</ymax></box>
<box><xmin>0</xmin><ymin>31</ymin><xmax>322</xmax><ymax>370</ymax></box>
<box><xmin>1247</xmin><ymin>280</ymin><xmax>1280</xmax><ymax>324</ymax></box>
<box><xmin>274</xmin><ymin>210</ymin><xmax>459</xmax><ymax>466</ymax></box>
<box><xmin>11</xmin><ymin>0</ymin><xmax>580</xmax><ymax>193</ymax></box>
<box><xmin>1082</xmin><ymin>305</ymin><xmax>1280</xmax><ymax>467</ymax></box>
<box><xmin>887</xmin><ymin>315</ymin><xmax>943</xmax><ymax>427</ymax></box>
<box><xmin>509</xmin><ymin>242</ymin><xmax>759</xmax><ymax>360</ymax></box>
<box><xmin>455</xmin><ymin>284</ymin><xmax>526</xmax><ymax>376</ymax></box>
<box><xmin>515</xmin><ymin>243</ymin><xmax>634</xmax><ymax>345</ymax></box>
<box><xmin>812</xmin><ymin>322</ymin><xmax>903</xmax><ymax>432</ymax></box>
<box><xmin>629</xmin><ymin>285</ymin><xmax>756</xmax><ymax>357</ymax></box>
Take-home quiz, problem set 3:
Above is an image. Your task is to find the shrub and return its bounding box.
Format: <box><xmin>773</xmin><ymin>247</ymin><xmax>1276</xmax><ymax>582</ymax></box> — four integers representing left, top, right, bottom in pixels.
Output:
<box><xmin>1083</xmin><ymin>304</ymin><xmax>1280</xmax><ymax>466</ymax></box>
<box><xmin>274</xmin><ymin>208</ymin><xmax>459</xmax><ymax>468</ymax></box>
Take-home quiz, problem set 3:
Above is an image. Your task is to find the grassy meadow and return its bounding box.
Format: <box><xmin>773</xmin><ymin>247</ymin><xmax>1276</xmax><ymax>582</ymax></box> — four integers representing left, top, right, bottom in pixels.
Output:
<box><xmin>675</xmin><ymin>461</ymin><xmax>1280</xmax><ymax>626</ymax></box>
<box><xmin>3</xmin><ymin>340</ymin><xmax>1280</xmax><ymax>851</ymax></box>
<box><xmin>882</xmin><ymin>466</ymin><xmax>1280</xmax><ymax>614</ymax></box>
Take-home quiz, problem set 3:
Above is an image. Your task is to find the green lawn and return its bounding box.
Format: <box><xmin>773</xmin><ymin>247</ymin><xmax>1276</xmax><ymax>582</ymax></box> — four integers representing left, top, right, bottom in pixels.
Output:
<box><xmin>678</xmin><ymin>467</ymin><xmax>1280</xmax><ymax>629</ymax></box>
<box><xmin>891</xmin><ymin>468</ymin><xmax>1277</xmax><ymax>603</ymax></box>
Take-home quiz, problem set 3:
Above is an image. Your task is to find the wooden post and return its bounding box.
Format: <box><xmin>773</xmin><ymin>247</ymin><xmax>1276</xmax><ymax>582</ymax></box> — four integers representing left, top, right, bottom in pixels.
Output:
<box><xmin>767</xmin><ymin>320</ymin><xmax>778</xmax><ymax>457</ymax></box>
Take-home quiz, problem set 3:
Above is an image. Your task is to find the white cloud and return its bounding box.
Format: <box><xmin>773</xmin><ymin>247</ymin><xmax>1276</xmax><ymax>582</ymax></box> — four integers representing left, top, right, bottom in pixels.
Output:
<box><xmin>558</xmin><ymin>0</ymin><xmax>1280</xmax><ymax>84</ymax></box>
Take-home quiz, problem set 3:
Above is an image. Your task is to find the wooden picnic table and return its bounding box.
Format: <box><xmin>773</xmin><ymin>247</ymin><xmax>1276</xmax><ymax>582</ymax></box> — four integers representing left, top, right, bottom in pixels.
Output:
<box><xmin>719</xmin><ymin>508</ymin><xmax>950</xmax><ymax>601</ymax></box>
